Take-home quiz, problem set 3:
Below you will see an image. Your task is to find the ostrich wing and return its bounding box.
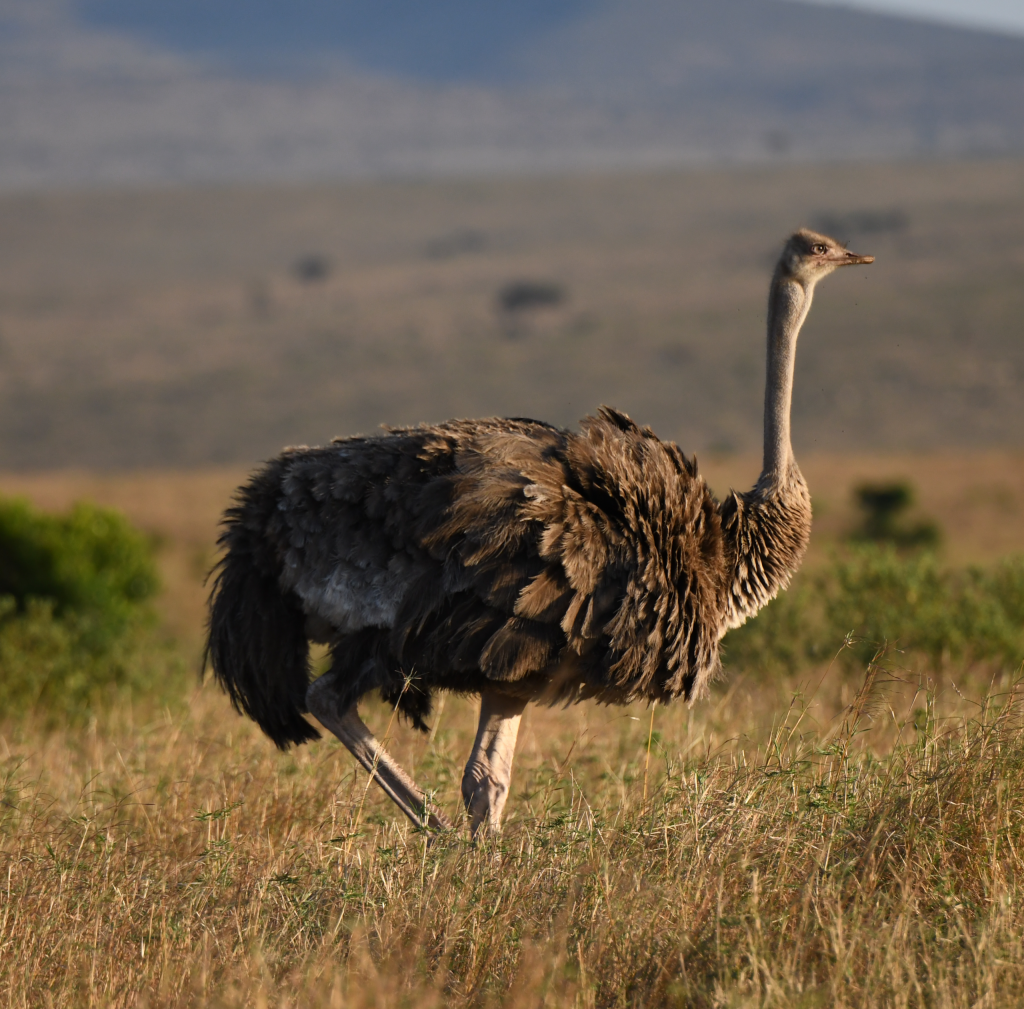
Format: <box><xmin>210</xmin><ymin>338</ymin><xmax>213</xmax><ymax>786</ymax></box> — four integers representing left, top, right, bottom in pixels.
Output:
<box><xmin>406</xmin><ymin>409</ymin><xmax>729</xmax><ymax>703</ymax></box>
<box><xmin>272</xmin><ymin>411</ymin><xmax>729</xmax><ymax>706</ymax></box>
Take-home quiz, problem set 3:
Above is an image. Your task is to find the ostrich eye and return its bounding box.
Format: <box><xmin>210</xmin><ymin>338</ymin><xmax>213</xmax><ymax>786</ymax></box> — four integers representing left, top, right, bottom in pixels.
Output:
<box><xmin>811</xmin><ymin>244</ymin><xmax>828</xmax><ymax>255</ymax></box>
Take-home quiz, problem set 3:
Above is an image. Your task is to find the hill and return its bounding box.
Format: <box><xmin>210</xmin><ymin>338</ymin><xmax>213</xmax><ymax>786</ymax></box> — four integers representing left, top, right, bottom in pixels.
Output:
<box><xmin>2</xmin><ymin>0</ymin><xmax>1024</xmax><ymax>187</ymax></box>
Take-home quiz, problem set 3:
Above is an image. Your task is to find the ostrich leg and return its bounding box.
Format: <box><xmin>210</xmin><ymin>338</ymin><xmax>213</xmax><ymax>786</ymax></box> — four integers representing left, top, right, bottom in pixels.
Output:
<box><xmin>306</xmin><ymin>675</ymin><xmax>452</xmax><ymax>831</ymax></box>
<box><xmin>462</xmin><ymin>690</ymin><xmax>528</xmax><ymax>836</ymax></box>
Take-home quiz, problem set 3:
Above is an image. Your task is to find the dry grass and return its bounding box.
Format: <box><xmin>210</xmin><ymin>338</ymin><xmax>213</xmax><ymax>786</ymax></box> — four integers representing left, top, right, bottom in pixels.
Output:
<box><xmin>3</xmin><ymin>657</ymin><xmax>1024</xmax><ymax>1008</ymax></box>
<box><xmin>5</xmin><ymin>465</ymin><xmax>1024</xmax><ymax>1006</ymax></box>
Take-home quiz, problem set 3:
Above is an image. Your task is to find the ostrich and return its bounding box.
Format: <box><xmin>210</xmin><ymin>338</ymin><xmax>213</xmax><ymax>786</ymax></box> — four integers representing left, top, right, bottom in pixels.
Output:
<box><xmin>206</xmin><ymin>229</ymin><xmax>873</xmax><ymax>834</ymax></box>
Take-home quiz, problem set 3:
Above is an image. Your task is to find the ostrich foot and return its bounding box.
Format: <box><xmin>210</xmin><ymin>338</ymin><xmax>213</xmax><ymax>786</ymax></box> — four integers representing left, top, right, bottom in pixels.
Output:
<box><xmin>462</xmin><ymin>690</ymin><xmax>527</xmax><ymax>837</ymax></box>
<box><xmin>307</xmin><ymin>676</ymin><xmax>452</xmax><ymax>831</ymax></box>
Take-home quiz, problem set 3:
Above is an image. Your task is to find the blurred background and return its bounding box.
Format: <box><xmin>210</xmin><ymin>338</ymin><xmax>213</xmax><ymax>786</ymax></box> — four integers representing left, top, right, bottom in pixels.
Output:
<box><xmin>1</xmin><ymin>0</ymin><xmax>1024</xmax><ymax>658</ymax></box>
<box><xmin>1</xmin><ymin>0</ymin><xmax>1024</xmax><ymax>470</ymax></box>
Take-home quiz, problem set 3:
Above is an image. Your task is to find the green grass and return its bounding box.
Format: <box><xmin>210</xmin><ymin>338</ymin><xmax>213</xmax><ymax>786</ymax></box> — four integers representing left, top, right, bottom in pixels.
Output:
<box><xmin>725</xmin><ymin>545</ymin><xmax>1024</xmax><ymax>676</ymax></box>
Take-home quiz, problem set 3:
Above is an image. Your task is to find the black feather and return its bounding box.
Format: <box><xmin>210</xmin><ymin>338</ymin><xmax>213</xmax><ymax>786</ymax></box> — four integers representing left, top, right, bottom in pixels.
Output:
<box><xmin>205</xmin><ymin>459</ymin><xmax>320</xmax><ymax>750</ymax></box>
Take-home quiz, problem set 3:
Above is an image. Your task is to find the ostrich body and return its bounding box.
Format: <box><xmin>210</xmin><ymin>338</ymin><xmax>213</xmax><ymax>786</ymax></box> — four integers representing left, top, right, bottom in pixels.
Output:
<box><xmin>206</xmin><ymin>229</ymin><xmax>873</xmax><ymax>833</ymax></box>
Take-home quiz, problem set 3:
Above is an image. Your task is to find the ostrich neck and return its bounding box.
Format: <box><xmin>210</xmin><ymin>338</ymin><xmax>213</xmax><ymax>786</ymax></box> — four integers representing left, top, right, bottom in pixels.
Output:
<box><xmin>762</xmin><ymin>272</ymin><xmax>813</xmax><ymax>486</ymax></box>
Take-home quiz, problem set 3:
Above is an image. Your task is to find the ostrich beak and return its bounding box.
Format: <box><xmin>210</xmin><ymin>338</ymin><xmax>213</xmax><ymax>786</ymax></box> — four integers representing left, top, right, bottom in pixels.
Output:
<box><xmin>839</xmin><ymin>249</ymin><xmax>874</xmax><ymax>266</ymax></box>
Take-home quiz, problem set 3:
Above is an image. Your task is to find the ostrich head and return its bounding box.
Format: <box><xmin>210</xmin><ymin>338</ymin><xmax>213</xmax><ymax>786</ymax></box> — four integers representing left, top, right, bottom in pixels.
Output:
<box><xmin>779</xmin><ymin>228</ymin><xmax>874</xmax><ymax>286</ymax></box>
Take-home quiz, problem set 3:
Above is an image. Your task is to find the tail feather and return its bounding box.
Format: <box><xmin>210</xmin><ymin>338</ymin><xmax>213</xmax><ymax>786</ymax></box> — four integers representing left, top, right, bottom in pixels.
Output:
<box><xmin>205</xmin><ymin>465</ymin><xmax>320</xmax><ymax>750</ymax></box>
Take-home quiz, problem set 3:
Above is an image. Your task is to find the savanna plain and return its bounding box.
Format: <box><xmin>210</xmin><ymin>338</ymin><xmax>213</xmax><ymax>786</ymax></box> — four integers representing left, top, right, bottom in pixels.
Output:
<box><xmin>3</xmin><ymin>160</ymin><xmax>1024</xmax><ymax>1007</ymax></box>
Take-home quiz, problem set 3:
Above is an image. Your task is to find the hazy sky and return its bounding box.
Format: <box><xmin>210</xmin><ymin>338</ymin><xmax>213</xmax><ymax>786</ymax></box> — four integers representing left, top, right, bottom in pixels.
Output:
<box><xmin>807</xmin><ymin>0</ymin><xmax>1024</xmax><ymax>35</ymax></box>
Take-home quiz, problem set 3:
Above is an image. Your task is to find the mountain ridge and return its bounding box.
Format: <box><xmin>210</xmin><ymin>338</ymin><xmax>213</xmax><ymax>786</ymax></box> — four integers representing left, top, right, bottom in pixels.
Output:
<box><xmin>1</xmin><ymin>0</ymin><xmax>1023</xmax><ymax>189</ymax></box>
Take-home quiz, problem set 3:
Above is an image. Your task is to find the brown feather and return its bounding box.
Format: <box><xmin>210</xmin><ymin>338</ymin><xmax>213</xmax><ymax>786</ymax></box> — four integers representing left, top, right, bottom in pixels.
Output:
<box><xmin>514</xmin><ymin>568</ymin><xmax>571</xmax><ymax>623</ymax></box>
<box><xmin>218</xmin><ymin>406</ymin><xmax>809</xmax><ymax>718</ymax></box>
<box><xmin>480</xmin><ymin>617</ymin><xmax>561</xmax><ymax>682</ymax></box>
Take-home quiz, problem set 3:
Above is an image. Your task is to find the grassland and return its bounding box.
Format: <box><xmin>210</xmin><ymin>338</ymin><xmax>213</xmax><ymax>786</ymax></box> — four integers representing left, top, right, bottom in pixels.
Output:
<box><xmin>4</xmin><ymin>462</ymin><xmax>1024</xmax><ymax>1006</ymax></box>
<box><xmin>4</xmin><ymin>156</ymin><xmax>1024</xmax><ymax>1004</ymax></box>
<box><xmin>5</xmin><ymin>452</ymin><xmax>1024</xmax><ymax>652</ymax></box>
<box><xmin>1</xmin><ymin>159</ymin><xmax>1023</xmax><ymax>470</ymax></box>
<box><xmin>4</xmin><ymin>624</ymin><xmax>1024</xmax><ymax>1007</ymax></box>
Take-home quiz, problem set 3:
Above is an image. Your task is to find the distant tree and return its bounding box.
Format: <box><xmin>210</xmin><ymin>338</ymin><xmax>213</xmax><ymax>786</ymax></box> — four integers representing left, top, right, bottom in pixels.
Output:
<box><xmin>292</xmin><ymin>254</ymin><xmax>332</xmax><ymax>283</ymax></box>
<box><xmin>495</xmin><ymin>280</ymin><xmax>566</xmax><ymax>338</ymax></box>
<box><xmin>496</xmin><ymin>280</ymin><xmax>565</xmax><ymax>314</ymax></box>
<box><xmin>850</xmin><ymin>480</ymin><xmax>940</xmax><ymax>549</ymax></box>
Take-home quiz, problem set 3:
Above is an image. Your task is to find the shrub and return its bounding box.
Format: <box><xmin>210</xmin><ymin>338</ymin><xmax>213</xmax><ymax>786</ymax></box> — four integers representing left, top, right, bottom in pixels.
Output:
<box><xmin>828</xmin><ymin>546</ymin><xmax>1024</xmax><ymax>668</ymax></box>
<box><xmin>724</xmin><ymin>544</ymin><xmax>1024</xmax><ymax>677</ymax></box>
<box><xmin>496</xmin><ymin>280</ymin><xmax>565</xmax><ymax>314</ymax></box>
<box><xmin>719</xmin><ymin>574</ymin><xmax>829</xmax><ymax>676</ymax></box>
<box><xmin>0</xmin><ymin>497</ymin><xmax>163</xmax><ymax>719</ymax></box>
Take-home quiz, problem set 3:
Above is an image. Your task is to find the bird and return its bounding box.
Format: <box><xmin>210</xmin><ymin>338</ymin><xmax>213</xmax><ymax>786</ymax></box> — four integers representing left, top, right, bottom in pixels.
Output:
<box><xmin>205</xmin><ymin>228</ymin><xmax>873</xmax><ymax>834</ymax></box>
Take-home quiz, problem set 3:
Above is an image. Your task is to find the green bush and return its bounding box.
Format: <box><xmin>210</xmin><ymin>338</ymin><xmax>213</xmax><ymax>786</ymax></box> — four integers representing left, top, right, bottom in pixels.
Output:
<box><xmin>724</xmin><ymin>544</ymin><xmax>1024</xmax><ymax>676</ymax></box>
<box><xmin>0</xmin><ymin>499</ymin><xmax>157</xmax><ymax>627</ymax></box>
<box><xmin>0</xmin><ymin>497</ymin><xmax>163</xmax><ymax>719</ymax></box>
<box><xmin>719</xmin><ymin>575</ymin><xmax>830</xmax><ymax>676</ymax></box>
